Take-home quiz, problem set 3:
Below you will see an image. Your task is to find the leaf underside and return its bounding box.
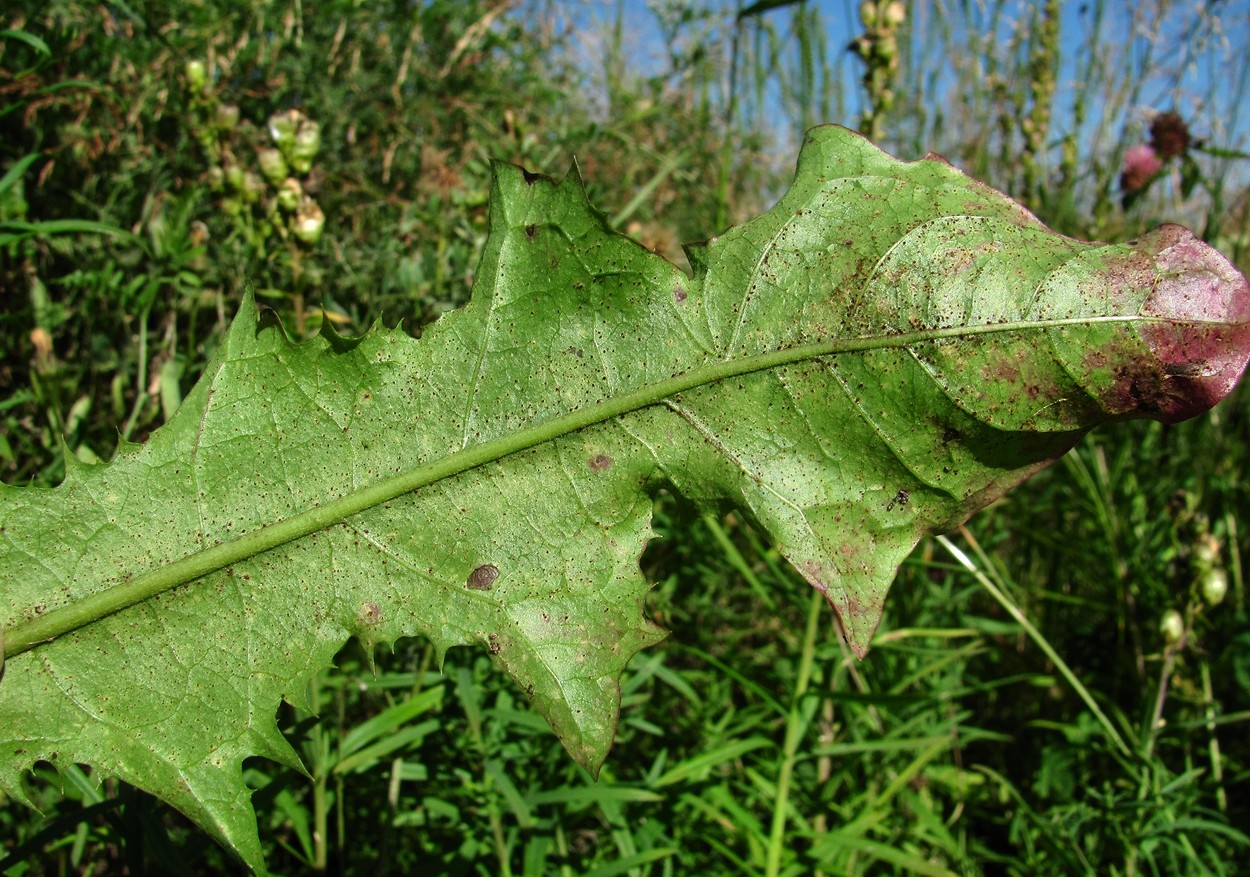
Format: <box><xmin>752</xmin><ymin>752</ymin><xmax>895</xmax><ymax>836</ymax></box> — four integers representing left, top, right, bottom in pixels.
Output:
<box><xmin>2</xmin><ymin>126</ymin><xmax>1248</xmax><ymax>871</ymax></box>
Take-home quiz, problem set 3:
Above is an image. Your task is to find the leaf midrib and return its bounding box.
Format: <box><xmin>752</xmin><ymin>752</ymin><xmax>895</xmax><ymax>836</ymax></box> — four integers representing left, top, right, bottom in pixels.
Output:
<box><xmin>2</xmin><ymin>314</ymin><xmax>1154</xmax><ymax>659</ymax></box>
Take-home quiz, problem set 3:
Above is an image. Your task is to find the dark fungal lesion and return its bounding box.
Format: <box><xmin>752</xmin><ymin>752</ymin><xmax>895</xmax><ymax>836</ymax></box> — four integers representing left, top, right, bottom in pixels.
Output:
<box><xmin>886</xmin><ymin>489</ymin><xmax>910</xmax><ymax>512</ymax></box>
<box><xmin>466</xmin><ymin>564</ymin><xmax>500</xmax><ymax>591</ymax></box>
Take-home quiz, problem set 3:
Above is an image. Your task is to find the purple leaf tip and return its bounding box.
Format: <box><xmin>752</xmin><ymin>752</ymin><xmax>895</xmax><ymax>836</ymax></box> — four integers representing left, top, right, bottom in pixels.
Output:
<box><xmin>1135</xmin><ymin>225</ymin><xmax>1250</xmax><ymax>423</ymax></box>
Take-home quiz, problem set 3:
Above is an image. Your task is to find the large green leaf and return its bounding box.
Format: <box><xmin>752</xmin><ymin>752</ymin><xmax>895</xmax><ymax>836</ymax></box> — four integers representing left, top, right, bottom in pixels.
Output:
<box><xmin>2</xmin><ymin>126</ymin><xmax>1248</xmax><ymax>870</ymax></box>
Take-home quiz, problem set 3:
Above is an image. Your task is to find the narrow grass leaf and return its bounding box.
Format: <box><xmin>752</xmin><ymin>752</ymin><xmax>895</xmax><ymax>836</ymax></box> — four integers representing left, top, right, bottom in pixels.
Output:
<box><xmin>338</xmin><ymin>686</ymin><xmax>444</xmax><ymax>759</ymax></box>
<box><xmin>814</xmin><ymin>835</ymin><xmax>960</xmax><ymax>877</ymax></box>
<box><xmin>484</xmin><ymin>759</ymin><xmax>534</xmax><ymax>828</ymax></box>
<box><xmin>654</xmin><ymin>737</ymin><xmax>774</xmax><ymax>787</ymax></box>
<box><xmin>579</xmin><ymin>847</ymin><xmax>679</xmax><ymax>877</ymax></box>
<box><xmin>524</xmin><ymin>785</ymin><xmax>664</xmax><ymax>807</ymax></box>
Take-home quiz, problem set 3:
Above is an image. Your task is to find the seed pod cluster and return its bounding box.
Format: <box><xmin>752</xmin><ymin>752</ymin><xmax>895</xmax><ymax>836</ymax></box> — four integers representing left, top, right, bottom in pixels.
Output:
<box><xmin>181</xmin><ymin>61</ymin><xmax>329</xmax><ymax>256</ymax></box>
<box><xmin>851</xmin><ymin>2</ymin><xmax>906</xmax><ymax>141</ymax></box>
<box><xmin>1191</xmin><ymin>532</ymin><xmax>1228</xmax><ymax>608</ymax></box>
<box><xmin>267</xmin><ymin>109</ymin><xmax>326</xmax><ymax>246</ymax></box>
<box><xmin>1158</xmin><ymin>497</ymin><xmax>1234</xmax><ymax>650</ymax></box>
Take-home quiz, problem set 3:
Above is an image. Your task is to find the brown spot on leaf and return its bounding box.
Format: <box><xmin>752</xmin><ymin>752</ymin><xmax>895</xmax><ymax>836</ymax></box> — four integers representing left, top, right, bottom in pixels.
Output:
<box><xmin>673</xmin><ymin>284</ymin><xmax>687</xmax><ymax>303</ymax></box>
<box><xmin>466</xmin><ymin>564</ymin><xmax>499</xmax><ymax>591</ymax></box>
<box><xmin>588</xmin><ymin>453</ymin><xmax>614</xmax><ymax>472</ymax></box>
<box><xmin>982</xmin><ymin>355</ymin><xmax>1020</xmax><ymax>384</ymax></box>
<box><xmin>359</xmin><ymin>602</ymin><xmax>382</xmax><ymax>625</ymax></box>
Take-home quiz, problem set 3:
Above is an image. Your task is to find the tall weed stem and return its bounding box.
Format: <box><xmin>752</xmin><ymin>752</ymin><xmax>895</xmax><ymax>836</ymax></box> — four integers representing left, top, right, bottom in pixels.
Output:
<box><xmin>939</xmin><ymin>530</ymin><xmax>1132</xmax><ymax>760</ymax></box>
<box><xmin>764</xmin><ymin>587</ymin><xmax>824</xmax><ymax>877</ymax></box>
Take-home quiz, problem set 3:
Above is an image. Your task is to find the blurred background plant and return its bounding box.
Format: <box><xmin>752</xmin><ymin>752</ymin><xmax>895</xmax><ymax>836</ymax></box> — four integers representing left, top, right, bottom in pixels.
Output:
<box><xmin>2</xmin><ymin>1</ymin><xmax>1249</xmax><ymax>874</ymax></box>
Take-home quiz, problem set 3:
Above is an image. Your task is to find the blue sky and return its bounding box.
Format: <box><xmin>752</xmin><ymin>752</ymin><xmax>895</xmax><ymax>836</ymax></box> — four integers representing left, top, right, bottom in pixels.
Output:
<box><xmin>565</xmin><ymin>0</ymin><xmax>1250</xmax><ymax>159</ymax></box>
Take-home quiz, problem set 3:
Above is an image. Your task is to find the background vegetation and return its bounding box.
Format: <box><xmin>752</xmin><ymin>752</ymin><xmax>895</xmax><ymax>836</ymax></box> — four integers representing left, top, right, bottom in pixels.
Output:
<box><xmin>2</xmin><ymin>1</ymin><xmax>1249</xmax><ymax>874</ymax></box>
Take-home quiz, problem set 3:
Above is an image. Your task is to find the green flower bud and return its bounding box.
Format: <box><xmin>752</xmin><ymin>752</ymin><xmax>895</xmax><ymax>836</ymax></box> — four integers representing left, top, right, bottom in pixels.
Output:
<box><xmin>206</xmin><ymin>165</ymin><xmax>225</xmax><ymax>191</ymax></box>
<box><xmin>254</xmin><ymin>215</ymin><xmax>277</xmax><ymax>242</ymax></box>
<box><xmin>224</xmin><ymin>163</ymin><xmax>246</xmax><ymax>193</ymax></box>
<box><xmin>185</xmin><ymin>60</ymin><xmax>207</xmax><ymax>92</ymax></box>
<box><xmin>214</xmin><ymin>103</ymin><xmax>240</xmax><ymax>132</ymax></box>
<box><xmin>188</xmin><ymin>220</ymin><xmax>209</xmax><ymax>270</ymax></box>
<box><xmin>884</xmin><ymin>1</ymin><xmax>906</xmax><ymax>26</ymax></box>
<box><xmin>293</xmin><ymin>198</ymin><xmax>325</xmax><ymax>245</ymax></box>
<box><xmin>241</xmin><ymin>171</ymin><xmax>266</xmax><ymax>204</ymax></box>
<box><xmin>220</xmin><ymin>196</ymin><xmax>243</xmax><ymax>219</ymax></box>
<box><xmin>859</xmin><ymin>1</ymin><xmax>878</xmax><ymax>28</ymax></box>
<box><xmin>1160</xmin><ymin>609</ymin><xmax>1184</xmax><ymax>644</ymax></box>
<box><xmin>258</xmin><ymin>148</ymin><xmax>289</xmax><ymax>186</ymax></box>
<box><xmin>276</xmin><ymin>177</ymin><xmax>303</xmax><ymax>213</ymax></box>
<box><xmin>875</xmin><ymin>34</ymin><xmax>897</xmax><ymax>62</ymax></box>
<box><xmin>1192</xmin><ymin>534</ymin><xmax>1220</xmax><ymax>572</ymax></box>
<box><xmin>268</xmin><ymin>109</ymin><xmax>304</xmax><ymax>152</ymax></box>
<box><xmin>1201</xmin><ymin>568</ymin><xmax>1228</xmax><ymax>607</ymax></box>
<box><xmin>289</xmin><ymin>120</ymin><xmax>322</xmax><ymax>175</ymax></box>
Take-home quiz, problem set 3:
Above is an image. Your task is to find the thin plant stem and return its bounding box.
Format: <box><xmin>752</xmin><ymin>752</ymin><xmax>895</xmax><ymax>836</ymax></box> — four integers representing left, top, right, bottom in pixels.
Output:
<box><xmin>1142</xmin><ymin>617</ymin><xmax>1184</xmax><ymax>765</ymax></box>
<box><xmin>718</xmin><ymin>14</ymin><xmax>742</xmax><ymax>233</ymax></box>
<box><xmin>937</xmin><ymin>529</ymin><xmax>1132</xmax><ymax>760</ymax></box>
<box><xmin>312</xmin><ymin>767</ymin><xmax>329</xmax><ymax>872</ymax></box>
<box><xmin>1200</xmin><ymin>660</ymin><xmax>1228</xmax><ymax>813</ymax></box>
<box><xmin>764</xmin><ymin>586</ymin><xmax>824</xmax><ymax>877</ymax></box>
<box><xmin>304</xmin><ymin>670</ymin><xmax>330</xmax><ymax>872</ymax></box>
<box><xmin>120</xmin><ymin>307</ymin><xmax>151</xmax><ymax>443</ymax></box>
<box><xmin>1226</xmin><ymin>512</ymin><xmax>1244</xmax><ymax>616</ymax></box>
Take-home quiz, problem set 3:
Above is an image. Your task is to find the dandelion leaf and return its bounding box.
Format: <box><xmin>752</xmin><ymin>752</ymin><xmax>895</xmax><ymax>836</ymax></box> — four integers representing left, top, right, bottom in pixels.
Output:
<box><xmin>2</xmin><ymin>126</ymin><xmax>1248</xmax><ymax>871</ymax></box>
